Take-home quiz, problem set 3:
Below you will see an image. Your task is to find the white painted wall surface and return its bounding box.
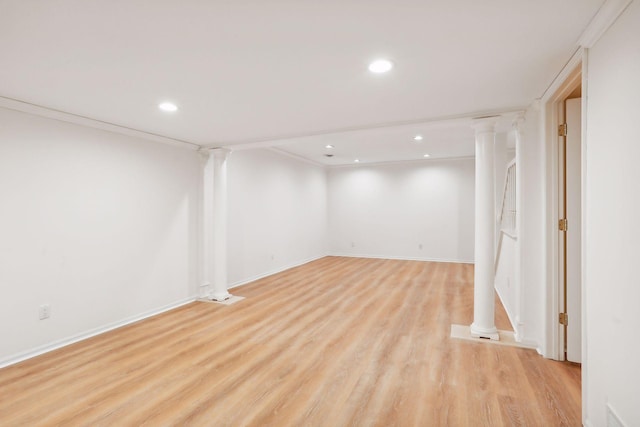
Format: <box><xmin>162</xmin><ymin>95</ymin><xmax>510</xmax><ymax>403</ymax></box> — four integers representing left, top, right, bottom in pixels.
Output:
<box><xmin>517</xmin><ymin>106</ymin><xmax>545</xmax><ymax>350</ymax></box>
<box><xmin>584</xmin><ymin>2</ymin><xmax>640</xmax><ymax>426</ymax></box>
<box><xmin>328</xmin><ymin>159</ymin><xmax>475</xmax><ymax>263</ymax></box>
<box><xmin>0</xmin><ymin>108</ymin><xmax>200</xmax><ymax>365</ymax></box>
<box><xmin>226</xmin><ymin>149</ymin><xmax>328</xmax><ymax>287</ymax></box>
<box><xmin>494</xmin><ymin>130</ymin><xmax>520</xmax><ymax>335</ymax></box>
<box><xmin>494</xmin><ymin>234</ymin><xmax>517</xmax><ymax>331</ymax></box>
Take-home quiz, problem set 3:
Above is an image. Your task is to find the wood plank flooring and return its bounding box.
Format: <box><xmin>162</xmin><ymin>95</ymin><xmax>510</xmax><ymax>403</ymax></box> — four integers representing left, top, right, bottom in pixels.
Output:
<box><xmin>0</xmin><ymin>257</ymin><xmax>581</xmax><ymax>426</ymax></box>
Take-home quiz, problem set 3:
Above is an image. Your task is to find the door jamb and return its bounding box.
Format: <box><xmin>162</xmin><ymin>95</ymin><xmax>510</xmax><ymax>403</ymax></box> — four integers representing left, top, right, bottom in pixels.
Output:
<box><xmin>541</xmin><ymin>50</ymin><xmax>584</xmax><ymax>361</ymax></box>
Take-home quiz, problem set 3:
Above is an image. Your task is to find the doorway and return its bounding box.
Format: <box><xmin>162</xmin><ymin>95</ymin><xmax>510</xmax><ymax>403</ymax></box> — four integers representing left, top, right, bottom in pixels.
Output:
<box><xmin>558</xmin><ymin>91</ymin><xmax>582</xmax><ymax>363</ymax></box>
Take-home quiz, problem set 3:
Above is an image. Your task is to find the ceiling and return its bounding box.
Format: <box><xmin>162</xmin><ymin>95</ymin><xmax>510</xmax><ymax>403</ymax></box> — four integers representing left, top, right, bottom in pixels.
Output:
<box><xmin>268</xmin><ymin>115</ymin><xmax>518</xmax><ymax>166</ymax></box>
<box><xmin>0</xmin><ymin>0</ymin><xmax>604</xmax><ymax>164</ymax></box>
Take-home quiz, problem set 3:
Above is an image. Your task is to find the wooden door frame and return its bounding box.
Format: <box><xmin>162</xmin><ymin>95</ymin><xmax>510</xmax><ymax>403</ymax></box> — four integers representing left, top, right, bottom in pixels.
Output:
<box><xmin>541</xmin><ymin>50</ymin><xmax>585</xmax><ymax>362</ymax></box>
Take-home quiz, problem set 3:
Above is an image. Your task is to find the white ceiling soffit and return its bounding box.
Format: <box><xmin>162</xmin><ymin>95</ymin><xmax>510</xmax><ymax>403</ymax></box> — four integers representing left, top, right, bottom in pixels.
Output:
<box><xmin>275</xmin><ymin>124</ymin><xmax>477</xmax><ymax>167</ymax></box>
<box><xmin>0</xmin><ymin>1</ymin><xmax>605</xmax><ymax>148</ymax></box>
<box><xmin>269</xmin><ymin>113</ymin><xmax>519</xmax><ymax>166</ymax></box>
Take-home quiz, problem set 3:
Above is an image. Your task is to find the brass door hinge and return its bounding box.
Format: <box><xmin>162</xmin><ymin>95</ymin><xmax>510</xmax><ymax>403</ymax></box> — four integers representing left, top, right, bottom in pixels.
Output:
<box><xmin>559</xmin><ymin>218</ymin><xmax>568</xmax><ymax>231</ymax></box>
<box><xmin>559</xmin><ymin>312</ymin><xmax>568</xmax><ymax>326</ymax></box>
<box><xmin>558</xmin><ymin>123</ymin><xmax>567</xmax><ymax>137</ymax></box>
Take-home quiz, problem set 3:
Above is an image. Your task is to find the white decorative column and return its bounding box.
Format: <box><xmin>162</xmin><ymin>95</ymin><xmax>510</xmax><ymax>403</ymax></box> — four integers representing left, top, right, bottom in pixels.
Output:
<box><xmin>198</xmin><ymin>150</ymin><xmax>210</xmax><ymax>299</ymax></box>
<box><xmin>202</xmin><ymin>148</ymin><xmax>232</xmax><ymax>301</ymax></box>
<box><xmin>470</xmin><ymin>117</ymin><xmax>500</xmax><ymax>340</ymax></box>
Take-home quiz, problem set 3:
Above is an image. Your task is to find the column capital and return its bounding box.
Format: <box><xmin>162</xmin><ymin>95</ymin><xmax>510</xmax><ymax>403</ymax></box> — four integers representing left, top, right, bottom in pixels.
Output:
<box><xmin>211</xmin><ymin>147</ymin><xmax>232</xmax><ymax>161</ymax></box>
<box><xmin>471</xmin><ymin>116</ymin><xmax>499</xmax><ymax>134</ymax></box>
<box><xmin>197</xmin><ymin>148</ymin><xmax>211</xmax><ymax>162</ymax></box>
<box><xmin>512</xmin><ymin>113</ymin><xmax>526</xmax><ymax>131</ymax></box>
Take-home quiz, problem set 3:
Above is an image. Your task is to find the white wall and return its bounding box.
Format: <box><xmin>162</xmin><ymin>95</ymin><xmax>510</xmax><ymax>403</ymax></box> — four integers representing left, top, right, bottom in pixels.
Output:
<box><xmin>517</xmin><ymin>105</ymin><xmax>546</xmax><ymax>350</ymax></box>
<box><xmin>495</xmin><ymin>104</ymin><xmax>545</xmax><ymax>350</ymax></box>
<box><xmin>495</xmin><ymin>234</ymin><xmax>517</xmax><ymax>327</ymax></box>
<box><xmin>584</xmin><ymin>2</ymin><xmax>640</xmax><ymax>426</ymax></box>
<box><xmin>328</xmin><ymin>158</ymin><xmax>475</xmax><ymax>263</ymax></box>
<box><xmin>0</xmin><ymin>108</ymin><xmax>201</xmax><ymax>366</ymax></box>
<box><xmin>227</xmin><ymin>149</ymin><xmax>328</xmax><ymax>286</ymax></box>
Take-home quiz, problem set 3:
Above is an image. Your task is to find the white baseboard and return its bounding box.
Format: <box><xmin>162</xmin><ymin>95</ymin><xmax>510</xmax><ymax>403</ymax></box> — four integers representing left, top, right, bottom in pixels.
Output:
<box><xmin>0</xmin><ymin>255</ymin><xmax>498</xmax><ymax>369</ymax></box>
<box><xmin>0</xmin><ymin>297</ymin><xmax>196</xmax><ymax>369</ymax></box>
<box><xmin>526</xmin><ymin>340</ymin><xmax>542</xmax><ymax>355</ymax></box>
<box><xmin>228</xmin><ymin>254</ymin><xmax>327</xmax><ymax>290</ymax></box>
<box><xmin>513</xmin><ymin>332</ymin><xmax>540</xmax><ymax>355</ymax></box>
<box><xmin>329</xmin><ymin>252</ymin><xmax>474</xmax><ymax>264</ymax></box>
<box><xmin>493</xmin><ymin>287</ymin><xmax>541</xmax><ymax>353</ymax></box>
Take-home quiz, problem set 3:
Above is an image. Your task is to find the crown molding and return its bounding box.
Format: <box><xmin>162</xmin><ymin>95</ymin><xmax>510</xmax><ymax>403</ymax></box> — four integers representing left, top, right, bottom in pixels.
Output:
<box><xmin>0</xmin><ymin>95</ymin><xmax>200</xmax><ymax>150</ymax></box>
<box><xmin>327</xmin><ymin>155</ymin><xmax>475</xmax><ymax>170</ymax></box>
<box><xmin>578</xmin><ymin>0</ymin><xmax>633</xmax><ymax>48</ymax></box>
<box><xmin>266</xmin><ymin>147</ymin><xmax>326</xmax><ymax>168</ymax></box>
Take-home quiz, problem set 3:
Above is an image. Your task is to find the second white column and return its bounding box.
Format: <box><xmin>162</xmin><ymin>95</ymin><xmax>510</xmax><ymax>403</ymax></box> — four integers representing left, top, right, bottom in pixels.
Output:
<box><xmin>470</xmin><ymin>117</ymin><xmax>499</xmax><ymax>340</ymax></box>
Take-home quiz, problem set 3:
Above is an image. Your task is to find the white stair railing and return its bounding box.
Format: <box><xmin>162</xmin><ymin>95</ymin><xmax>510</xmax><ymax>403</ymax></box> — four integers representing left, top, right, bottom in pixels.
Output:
<box><xmin>498</xmin><ymin>159</ymin><xmax>517</xmax><ymax>236</ymax></box>
<box><xmin>495</xmin><ymin>159</ymin><xmax>516</xmax><ymax>273</ymax></box>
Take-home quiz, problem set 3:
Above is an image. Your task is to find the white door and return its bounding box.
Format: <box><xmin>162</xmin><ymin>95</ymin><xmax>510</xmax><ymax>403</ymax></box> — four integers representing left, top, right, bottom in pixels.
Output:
<box><xmin>565</xmin><ymin>97</ymin><xmax>582</xmax><ymax>363</ymax></box>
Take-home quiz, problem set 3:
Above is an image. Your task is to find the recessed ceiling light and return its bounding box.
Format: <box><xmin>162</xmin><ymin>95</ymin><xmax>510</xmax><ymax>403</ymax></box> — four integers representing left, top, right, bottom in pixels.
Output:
<box><xmin>354</xmin><ymin>159</ymin><xmax>360</xmax><ymax>163</ymax></box>
<box><xmin>158</xmin><ymin>102</ymin><xmax>178</xmax><ymax>112</ymax></box>
<box><xmin>368</xmin><ymin>59</ymin><xmax>393</xmax><ymax>74</ymax></box>
<box><xmin>423</xmin><ymin>154</ymin><xmax>431</xmax><ymax>158</ymax></box>
<box><xmin>325</xmin><ymin>144</ymin><xmax>334</xmax><ymax>149</ymax></box>
<box><xmin>413</xmin><ymin>135</ymin><xmax>423</xmax><ymax>141</ymax></box>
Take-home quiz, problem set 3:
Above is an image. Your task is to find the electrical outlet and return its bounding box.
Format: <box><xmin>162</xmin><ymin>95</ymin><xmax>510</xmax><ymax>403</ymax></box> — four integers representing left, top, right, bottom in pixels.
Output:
<box><xmin>39</xmin><ymin>304</ymin><xmax>51</xmax><ymax>320</ymax></box>
<box><xmin>351</xmin><ymin>242</ymin><xmax>355</xmax><ymax>248</ymax></box>
<box><xmin>418</xmin><ymin>243</ymin><xmax>423</xmax><ymax>250</ymax></box>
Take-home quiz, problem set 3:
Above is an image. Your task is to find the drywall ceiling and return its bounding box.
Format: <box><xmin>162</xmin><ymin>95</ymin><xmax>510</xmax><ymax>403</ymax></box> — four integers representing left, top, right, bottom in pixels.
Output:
<box><xmin>270</xmin><ymin>116</ymin><xmax>518</xmax><ymax>166</ymax></box>
<box><xmin>0</xmin><ymin>1</ymin><xmax>603</xmax><ymax>153</ymax></box>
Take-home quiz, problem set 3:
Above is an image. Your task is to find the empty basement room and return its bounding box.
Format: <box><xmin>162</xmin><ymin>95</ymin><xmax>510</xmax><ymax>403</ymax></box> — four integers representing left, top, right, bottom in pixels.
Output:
<box><xmin>2</xmin><ymin>1</ymin><xmax>640</xmax><ymax>426</ymax></box>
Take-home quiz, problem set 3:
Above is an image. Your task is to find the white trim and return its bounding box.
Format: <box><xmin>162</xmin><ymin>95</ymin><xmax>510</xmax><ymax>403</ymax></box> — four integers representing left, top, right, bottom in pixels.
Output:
<box><xmin>541</xmin><ymin>50</ymin><xmax>585</xmax><ymax>360</ymax></box>
<box><xmin>327</xmin><ymin>155</ymin><xmax>475</xmax><ymax>170</ymax></box>
<box><xmin>578</xmin><ymin>0</ymin><xmax>633</xmax><ymax>48</ymax></box>
<box><xmin>329</xmin><ymin>253</ymin><xmax>474</xmax><ymax>264</ymax></box>
<box><xmin>0</xmin><ymin>297</ymin><xmax>196</xmax><ymax>369</ymax></box>
<box><xmin>227</xmin><ymin>255</ymin><xmax>327</xmax><ymax>289</ymax></box>
<box><xmin>0</xmin><ymin>96</ymin><xmax>200</xmax><ymax>150</ymax></box>
<box><xmin>513</xmin><ymin>112</ymin><xmax>525</xmax><ymax>357</ymax></box>
<box><xmin>501</xmin><ymin>230</ymin><xmax>518</xmax><ymax>240</ymax></box>
<box><xmin>212</xmin><ymin>107</ymin><xmax>527</xmax><ymax>151</ymax></box>
<box><xmin>581</xmin><ymin>50</ymin><xmax>590</xmax><ymax>427</ymax></box>
<box><xmin>265</xmin><ymin>147</ymin><xmax>326</xmax><ymax>168</ymax></box>
<box><xmin>523</xmin><ymin>340</ymin><xmax>543</xmax><ymax>355</ymax></box>
<box><xmin>541</xmin><ymin>49</ymin><xmax>584</xmax><ymax>102</ymax></box>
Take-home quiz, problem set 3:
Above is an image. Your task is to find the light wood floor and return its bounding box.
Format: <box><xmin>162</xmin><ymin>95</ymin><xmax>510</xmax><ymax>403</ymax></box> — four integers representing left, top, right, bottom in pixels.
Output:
<box><xmin>0</xmin><ymin>257</ymin><xmax>581</xmax><ymax>426</ymax></box>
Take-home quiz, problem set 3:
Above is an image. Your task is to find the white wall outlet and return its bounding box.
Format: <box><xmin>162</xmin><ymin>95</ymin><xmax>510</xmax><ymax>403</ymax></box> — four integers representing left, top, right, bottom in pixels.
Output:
<box><xmin>351</xmin><ymin>242</ymin><xmax>355</xmax><ymax>248</ymax></box>
<box><xmin>38</xmin><ymin>304</ymin><xmax>51</xmax><ymax>320</ymax></box>
<box><xmin>418</xmin><ymin>243</ymin><xmax>423</xmax><ymax>250</ymax></box>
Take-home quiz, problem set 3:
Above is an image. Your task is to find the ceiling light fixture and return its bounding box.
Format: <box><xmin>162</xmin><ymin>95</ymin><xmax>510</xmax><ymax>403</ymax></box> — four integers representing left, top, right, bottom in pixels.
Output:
<box><xmin>325</xmin><ymin>144</ymin><xmax>334</xmax><ymax>149</ymax></box>
<box><xmin>413</xmin><ymin>135</ymin><xmax>423</xmax><ymax>141</ymax></box>
<box><xmin>354</xmin><ymin>159</ymin><xmax>360</xmax><ymax>163</ymax></box>
<box><xmin>423</xmin><ymin>154</ymin><xmax>431</xmax><ymax>158</ymax></box>
<box><xmin>158</xmin><ymin>102</ymin><xmax>178</xmax><ymax>112</ymax></box>
<box><xmin>368</xmin><ymin>59</ymin><xmax>393</xmax><ymax>74</ymax></box>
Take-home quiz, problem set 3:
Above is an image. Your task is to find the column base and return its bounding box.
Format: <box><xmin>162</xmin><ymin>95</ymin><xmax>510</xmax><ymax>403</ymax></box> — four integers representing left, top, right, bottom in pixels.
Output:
<box><xmin>209</xmin><ymin>291</ymin><xmax>231</xmax><ymax>302</ymax></box>
<box><xmin>470</xmin><ymin>323</ymin><xmax>500</xmax><ymax>341</ymax></box>
<box><xmin>199</xmin><ymin>282</ymin><xmax>210</xmax><ymax>299</ymax></box>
